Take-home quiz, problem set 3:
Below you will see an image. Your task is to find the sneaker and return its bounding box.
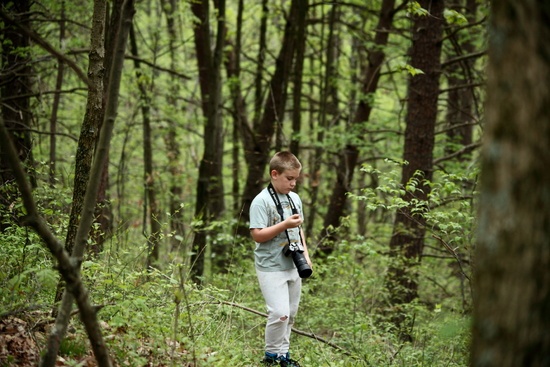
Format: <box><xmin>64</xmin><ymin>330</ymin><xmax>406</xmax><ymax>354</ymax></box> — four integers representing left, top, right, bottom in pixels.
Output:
<box><xmin>278</xmin><ymin>353</ymin><xmax>301</xmax><ymax>367</ymax></box>
<box><xmin>262</xmin><ymin>352</ymin><xmax>279</xmax><ymax>366</ymax></box>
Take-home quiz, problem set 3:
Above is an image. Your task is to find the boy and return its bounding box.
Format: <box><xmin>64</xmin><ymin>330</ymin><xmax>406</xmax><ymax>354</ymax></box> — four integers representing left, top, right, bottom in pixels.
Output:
<box><xmin>249</xmin><ymin>151</ymin><xmax>313</xmax><ymax>367</ymax></box>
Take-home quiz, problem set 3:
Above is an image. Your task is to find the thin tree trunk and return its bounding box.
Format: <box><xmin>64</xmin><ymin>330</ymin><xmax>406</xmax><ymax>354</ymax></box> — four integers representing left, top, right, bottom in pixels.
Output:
<box><xmin>319</xmin><ymin>0</ymin><xmax>398</xmax><ymax>256</ymax></box>
<box><xmin>129</xmin><ymin>24</ymin><xmax>162</xmax><ymax>270</ymax></box>
<box><xmin>444</xmin><ymin>0</ymin><xmax>476</xmax><ymax>159</ymax></box>
<box><xmin>472</xmin><ymin>1</ymin><xmax>550</xmax><ymax>365</ymax></box>
<box><xmin>386</xmin><ymin>0</ymin><xmax>444</xmax><ymax>338</ymax></box>
<box><xmin>239</xmin><ymin>0</ymin><xmax>306</xmax><ymax>232</ymax></box>
<box><xmin>224</xmin><ymin>0</ymin><xmax>246</xmax><ymax>213</ymax></box>
<box><xmin>289</xmin><ymin>0</ymin><xmax>308</xmax><ymax>156</ymax></box>
<box><xmin>52</xmin><ymin>0</ymin><xmax>106</xmax><ymax>310</ymax></box>
<box><xmin>252</xmin><ymin>0</ymin><xmax>268</xmax><ymax>131</ymax></box>
<box><xmin>90</xmin><ymin>0</ymin><xmax>125</xmax><ymax>255</ymax></box>
<box><xmin>48</xmin><ymin>1</ymin><xmax>66</xmax><ymax>186</ymax></box>
<box><xmin>190</xmin><ymin>0</ymin><xmax>226</xmax><ymax>281</ymax></box>
<box><xmin>40</xmin><ymin>1</ymin><xmax>135</xmax><ymax>365</ymax></box>
<box><xmin>307</xmin><ymin>1</ymin><xmax>338</xmax><ymax>234</ymax></box>
<box><xmin>160</xmin><ymin>0</ymin><xmax>186</xmax><ymax>253</ymax></box>
<box><xmin>1</xmin><ymin>118</ymin><xmax>114</xmax><ymax>367</ymax></box>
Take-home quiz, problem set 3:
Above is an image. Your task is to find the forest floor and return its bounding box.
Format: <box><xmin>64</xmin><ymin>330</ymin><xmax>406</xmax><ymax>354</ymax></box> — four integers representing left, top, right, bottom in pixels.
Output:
<box><xmin>1</xmin><ymin>315</ymin><xmax>97</xmax><ymax>367</ymax></box>
<box><xmin>1</xmin><ymin>313</ymin><xmax>195</xmax><ymax>367</ymax></box>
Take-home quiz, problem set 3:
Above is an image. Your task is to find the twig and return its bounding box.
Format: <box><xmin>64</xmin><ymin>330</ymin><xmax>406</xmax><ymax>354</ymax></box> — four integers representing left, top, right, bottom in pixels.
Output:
<box><xmin>30</xmin><ymin>304</ymin><xmax>111</xmax><ymax>331</ymax></box>
<box><xmin>432</xmin><ymin>234</ymin><xmax>471</xmax><ymax>282</ymax></box>
<box><xmin>0</xmin><ymin>304</ymin><xmax>46</xmax><ymax>321</ymax></box>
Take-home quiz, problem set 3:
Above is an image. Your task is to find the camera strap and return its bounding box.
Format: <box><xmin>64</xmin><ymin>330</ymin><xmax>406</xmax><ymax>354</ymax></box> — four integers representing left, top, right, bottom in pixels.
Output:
<box><xmin>267</xmin><ymin>183</ymin><xmax>299</xmax><ymax>246</ymax></box>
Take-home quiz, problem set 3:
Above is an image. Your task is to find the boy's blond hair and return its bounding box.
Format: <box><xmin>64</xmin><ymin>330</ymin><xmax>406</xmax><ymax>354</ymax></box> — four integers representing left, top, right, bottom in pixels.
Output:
<box><xmin>269</xmin><ymin>151</ymin><xmax>302</xmax><ymax>173</ymax></box>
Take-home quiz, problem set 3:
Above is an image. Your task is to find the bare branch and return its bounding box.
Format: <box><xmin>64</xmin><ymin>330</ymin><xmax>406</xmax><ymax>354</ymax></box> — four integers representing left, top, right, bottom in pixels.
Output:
<box><xmin>433</xmin><ymin>142</ymin><xmax>481</xmax><ymax>165</ymax></box>
<box><xmin>0</xmin><ymin>7</ymin><xmax>90</xmax><ymax>86</ymax></box>
<box><xmin>432</xmin><ymin>234</ymin><xmax>471</xmax><ymax>283</ymax></box>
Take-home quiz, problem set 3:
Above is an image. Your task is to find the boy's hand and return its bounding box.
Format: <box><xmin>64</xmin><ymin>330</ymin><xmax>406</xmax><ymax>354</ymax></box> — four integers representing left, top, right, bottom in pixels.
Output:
<box><xmin>285</xmin><ymin>214</ymin><xmax>303</xmax><ymax>229</ymax></box>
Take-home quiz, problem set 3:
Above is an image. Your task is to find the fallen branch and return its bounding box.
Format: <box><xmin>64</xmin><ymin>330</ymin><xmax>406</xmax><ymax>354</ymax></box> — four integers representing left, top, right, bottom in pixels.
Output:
<box><xmin>191</xmin><ymin>300</ymin><xmax>354</xmax><ymax>357</ymax></box>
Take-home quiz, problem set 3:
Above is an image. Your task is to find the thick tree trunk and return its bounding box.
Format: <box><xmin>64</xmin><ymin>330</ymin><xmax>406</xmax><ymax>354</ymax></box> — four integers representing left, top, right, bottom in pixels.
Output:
<box><xmin>0</xmin><ymin>0</ymin><xmax>34</xmax><ymax>227</ymax></box>
<box><xmin>471</xmin><ymin>2</ymin><xmax>550</xmax><ymax>366</ymax></box>
<box><xmin>62</xmin><ymin>0</ymin><xmax>105</xmax><ymax>256</ymax></box>
<box><xmin>386</xmin><ymin>0</ymin><xmax>444</xmax><ymax>336</ymax></box>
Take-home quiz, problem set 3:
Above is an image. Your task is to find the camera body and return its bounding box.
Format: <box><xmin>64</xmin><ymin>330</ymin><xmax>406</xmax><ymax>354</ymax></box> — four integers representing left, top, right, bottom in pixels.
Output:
<box><xmin>283</xmin><ymin>242</ymin><xmax>312</xmax><ymax>278</ymax></box>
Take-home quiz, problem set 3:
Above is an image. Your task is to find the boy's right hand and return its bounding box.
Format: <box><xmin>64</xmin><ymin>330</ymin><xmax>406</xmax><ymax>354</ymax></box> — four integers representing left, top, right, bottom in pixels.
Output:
<box><xmin>285</xmin><ymin>214</ymin><xmax>303</xmax><ymax>229</ymax></box>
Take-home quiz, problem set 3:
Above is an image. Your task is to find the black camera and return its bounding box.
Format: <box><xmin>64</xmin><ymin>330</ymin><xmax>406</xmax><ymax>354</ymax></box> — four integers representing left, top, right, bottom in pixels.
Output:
<box><xmin>283</xmin><ymin>242</ymin><xmax>312</xmax><ymax>278</ymax></box>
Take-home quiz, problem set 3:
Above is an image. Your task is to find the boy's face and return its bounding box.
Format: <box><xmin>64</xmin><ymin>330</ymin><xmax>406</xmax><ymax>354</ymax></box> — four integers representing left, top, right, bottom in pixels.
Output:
<box><xmin>271</xmin><ymin>168</ymin><xmax>301</xmax><ymax>194</ymax></box>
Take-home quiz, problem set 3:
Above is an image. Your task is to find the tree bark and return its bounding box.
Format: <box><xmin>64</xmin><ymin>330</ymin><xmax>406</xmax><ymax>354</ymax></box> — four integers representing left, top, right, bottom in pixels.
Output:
<box><xmin>386</xmin><ymin>0</ymin><xmax>444</xmax><ymax>336</ymax></box>
<box><xmin>471</xmin><ymin>2</ymin><xmax>550</xmax><ymax>366</ymax></box>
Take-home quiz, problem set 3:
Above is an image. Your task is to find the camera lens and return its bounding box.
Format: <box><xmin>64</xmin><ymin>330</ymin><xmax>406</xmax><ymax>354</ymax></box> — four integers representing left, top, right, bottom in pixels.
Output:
<box><xmin>292</xmin><ymin>251</ymin><xmax>312</xmax><ymax>278</ymax></box>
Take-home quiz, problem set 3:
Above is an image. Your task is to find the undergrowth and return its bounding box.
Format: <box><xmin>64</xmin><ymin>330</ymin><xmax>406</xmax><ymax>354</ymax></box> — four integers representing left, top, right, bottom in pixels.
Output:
<box><xmin>1</xmin><ymin>225</ymin><xmax>471</xmax><ymax>366</ymax></box>
<box><xmin>0</xmin><ymin>162</ymin><xmax>474</xmax><ymax>366</ymax></box>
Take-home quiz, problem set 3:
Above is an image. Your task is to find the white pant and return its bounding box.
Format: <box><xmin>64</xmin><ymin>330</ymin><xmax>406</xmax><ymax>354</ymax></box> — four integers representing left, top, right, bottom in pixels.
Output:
<box><xmin>256</xmin><ymin>268</ymin><xmax>302</xmax><ymax>355</ymax></box>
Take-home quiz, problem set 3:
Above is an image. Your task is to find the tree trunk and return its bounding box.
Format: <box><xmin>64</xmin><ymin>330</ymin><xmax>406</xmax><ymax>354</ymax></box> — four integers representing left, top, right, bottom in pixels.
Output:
<box><xmin>190</xmin><ymin>0</ymin><xmax>226</xmax><ymax>281</ymax></box>
<box><xmin>471</xmin><ymin>2</ymin><xmax>550</xmax><ymax>366</ymax></box>
<box><xmin>1</xmin><ymin>118</ymin><xmax>115</xmax><ymax>367</ymax></box>
<box><xmin>89</xmin><ymin>0</ymin><xmax>127</xmax><ymax>254</ymax></box>
<box><xmin>52</xmin><ymin>0</ymin><xmax>106</xmax><ymax>310</ymax></box>
<box><xmin>289</xmin><ymin>0</ymin><xmax>308</xmax><ymax>157</ymax></box>
<box><xmin>386</xmin><ymin>0</ymin><xmax>444</xmax><ymax>336</ymax></box>
<box><xmin>239</xmin><ymin>0</ymin><xmax>306</xmax><ymax>233</ymax></box>
<box><xmin>40</xmin><ymin>0</ymin><xmax>135</xmax><ymax>365</ymax></box>
<box><xmin>129</xmin><ymin>24</ymin><xmax>162</xmax><ymax>270</ymax></box>
<box><xmin>224</xmin><ymin>0</ymin><xmax>246</xmax><ymax>213</ymax></box>
<box><xmin>307</xmin><ymin>1</ymin><xmax>338</xmax><ymax>235</ymax></box>
<box><xmin>48</xmin><ymin>1</ymin><xmax>66</xmax><ymax>187</ymax></box>
<box><xmin>160</xmin><ymin>0</ymin><xmax>186</xmax><ymax>253</ymax></box>
<box><xmin>443</xmin><ymin>0</ymin><xmax>477</xmax><ymax>160</ymax></box>
<box><xmin>0</xmin><ymin>0</ymin><xmax>34</xmax><ymax>228</ymax></box>
<box><xmin>319</xmin><ymin>0</ymin><xmax>397</xmax><ymax>256</ymax></box>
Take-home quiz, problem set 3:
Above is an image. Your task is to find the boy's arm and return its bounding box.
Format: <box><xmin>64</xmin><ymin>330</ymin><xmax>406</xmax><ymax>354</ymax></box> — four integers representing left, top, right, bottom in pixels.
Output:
<box><xmin>250</xmin><ymin>214</ymin><xmax>302</xmax><ymax>243</ymax></box>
